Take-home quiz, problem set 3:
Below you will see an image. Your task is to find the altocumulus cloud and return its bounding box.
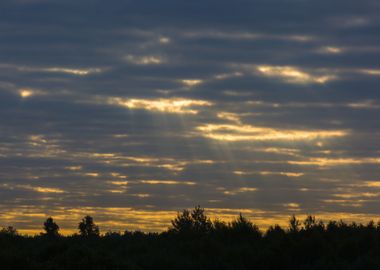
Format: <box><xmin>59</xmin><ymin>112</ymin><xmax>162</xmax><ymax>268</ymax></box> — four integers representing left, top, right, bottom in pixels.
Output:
<box><xmin>0</xmin><ymin>0</ymin><xmax>380</xmax><ymax>234</ymax></box>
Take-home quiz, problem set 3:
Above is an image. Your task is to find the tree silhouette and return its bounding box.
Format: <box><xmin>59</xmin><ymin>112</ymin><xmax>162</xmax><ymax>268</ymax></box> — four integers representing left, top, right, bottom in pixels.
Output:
<box><xmin>230</xmin><ymin>213</ymin><xmax>261</xmax><ymax>238</ymax></box>
<box><xmin>266</xmin><ymin>224</ymin><xmax>285</xmax><ymax>239</ymax></box>
<box><xmin>78</xmin><ymin>215</ymin><xmax>99</xmax><ymax>236</ymax></box>
<box><xmin>303</xmin><ymin>215</ymin><xmax>316</xmax><ymax>231</ymax></box>
<box><xmin>43</xmin><ymin>217</ymin><xmax>60</xmax><ymax>237</ymax></box>
<box><xmin>191</xmin><ymin>205</ymin><xmax>212</xmax><ymax>234</ymax></box>
<box><xmin>212</xmin><ymin>218</ymin><xmax>229</xmax><ymax>235</ymax></box>
<box><xmin>289</xmin><ymin>214</ymin><xmax>300</xmax><ymax>233</ymax></box>
<box><xmin>3</xmin><ymin>209</ymin><xmax>380</xmax><ymax>269</ymax></box>
<box><xmin>170</xmin><ymin>205</ymin><xmax>212</xmax><ymax>235</ymax></box>
<box><xmin>171</xmin><ymin>209</ymin><xmax>193</xmax><ymax>234</ymax></box>
<box><xmin>0</xmin><ymin>226</ymin><xmax>18</xmax><ymax>236</ymax></box>
<box><xmin>326</xmin><ymin>220</ymin><xmax>339</xmax><ymax>233</ymax></box>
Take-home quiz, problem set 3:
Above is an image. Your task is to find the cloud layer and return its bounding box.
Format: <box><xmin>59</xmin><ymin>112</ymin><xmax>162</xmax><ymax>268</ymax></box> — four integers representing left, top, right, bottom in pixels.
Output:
<box><xmin>1</xmin><ymin>0</ymin><xmax>380</xmax><ymax>234</ymax></box>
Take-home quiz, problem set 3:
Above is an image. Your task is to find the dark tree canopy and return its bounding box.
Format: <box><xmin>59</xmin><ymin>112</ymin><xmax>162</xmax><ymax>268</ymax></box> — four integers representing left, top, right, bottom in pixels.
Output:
<box><xmin>43</xmin><ymin>217</ymin><xmax>60</xmax><ymax>237</ymax></box>
<box><xmin>171</xmin><ymin>209</ymin><xmax>192</xmax><ymax>234</ymax></box>
<box><xmin>0</xmin><ymin>226</ymin><xmax>18</xmax><ymax>236</ymax></box>
<box><xmin>303</xmin><ymin>215</ymin><xmax>316</xmax><ymax>230</ymax></box>
<box><xmin>78</xmin><ymin>215</ymin><xmax>99</xmax><ymax>237</ymax></box>
<box><xmin>289</xmin><ymin>214</ymin><xmax>301</xmax><ymax>233</ymax></box>
<box><xmin>230</xmin><ymin>213</ymin><xmax>261</xmax><ymax>238</ymax></box>
<box><xmin>170</xmin><ymin>205</ymin><xmax>212</xmax><ymax>236</ymax></box>
<box><xmin>2</xmin><ymin>209</ymin><xmax>380</xmax><ymax>269</ymax></box>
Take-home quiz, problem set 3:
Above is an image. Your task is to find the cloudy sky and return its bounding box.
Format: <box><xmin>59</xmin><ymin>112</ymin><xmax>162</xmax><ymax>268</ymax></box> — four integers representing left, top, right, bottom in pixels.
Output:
<box><xmin>1</xmin><ymin>0</ymin><xmax>380</xmax><ymax>234</ymax></box>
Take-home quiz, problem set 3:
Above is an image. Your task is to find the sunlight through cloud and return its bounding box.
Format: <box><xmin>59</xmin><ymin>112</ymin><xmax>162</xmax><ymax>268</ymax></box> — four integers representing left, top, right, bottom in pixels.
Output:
<box><xmin>256</xmin><ymin>65</ymin><xmax>336</xmax><ymax>84</ymax></box>
<box><xmin>126</xmin><ymin>55</ymin><xmax>163</xmax><ymax>65</ymax></box>
<box><xmin>222</xmin><ymin>187</ymin><xmax>258</xmax><ymax>196</ymax></box>
<box><xmin>288</xmin><ymin>157</ymin><xmax>380</xmax><ymax>167</ymax></box>
<box><xmin>106</xmin><ymin>97</ymin><xmax>212</xmax><ymax>114</ymax></box>
<box><xmin>17</xmin><ymin>66</ymin><xmax>103</xmax><ymax>75</ymax></box>
<box><xmin>197</xmin><ymin>123</ymin><xmax>347</xmax><ymax>142</ymax></box>
<box><xmin>181</xmin><ymin>79</ymin><xmax>203</xmax><ymax>87</ymax></box>
<box><xmin>318</xmin><ymin>46</ymin><xmax>343</xmax><ymax>54</ymax></box>
<box><xmin>158</xmin><ymin>37</ymin><xmax>170</xmax><ymax>44</ymax></box>
<box><xmin>140</xmin><ymin>180</ymin><xmax>196</xmax><ymax>186</ymax></box>
<box><xmin>19</xmin><ymin>89</ymin><xmax>34</xmax><ymax>98</ymax></box>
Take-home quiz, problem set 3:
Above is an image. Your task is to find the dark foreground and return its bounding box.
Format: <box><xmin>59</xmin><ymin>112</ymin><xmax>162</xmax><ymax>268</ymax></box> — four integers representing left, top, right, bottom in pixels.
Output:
<box><xmin>1</xmin><ymin>208</ymin><xmax>380</xmax><ymax>270</ymax></box>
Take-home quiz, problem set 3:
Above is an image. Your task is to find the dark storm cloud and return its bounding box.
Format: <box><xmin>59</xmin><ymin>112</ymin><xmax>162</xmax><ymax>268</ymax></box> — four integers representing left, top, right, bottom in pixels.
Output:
<box><xmin>0</xmin><ymin>0</ymin><xmax>380</xmax><ymax>233</ymax></box>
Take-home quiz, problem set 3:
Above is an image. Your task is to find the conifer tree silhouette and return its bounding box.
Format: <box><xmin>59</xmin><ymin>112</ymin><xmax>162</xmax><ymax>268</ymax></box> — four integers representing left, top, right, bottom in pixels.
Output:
<box><xmin>170</xmin><ymin>205</ymin><xmax>212</xmax><ymax>235</ymax></box>
<box><xmin>43</xmin><ymin>217</ymin><xmax>60</xmax><ymax>237</ymax></box>
<box><xmin>289</xmin><ymin>215</ymin><xmax>301</xmax><ymax>233</ymax></box>
<box><xmin>78</xmin><ymin>215</ymin><xmax>99</xmax><ymax>236</ymax></box>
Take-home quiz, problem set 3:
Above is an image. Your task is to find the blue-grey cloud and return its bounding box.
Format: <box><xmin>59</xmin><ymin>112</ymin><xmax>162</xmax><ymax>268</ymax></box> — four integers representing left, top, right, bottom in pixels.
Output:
<box><xmin>0</xmin><ymin>0</ymin><xmax>379</xmax><ymax>233</ymax></box>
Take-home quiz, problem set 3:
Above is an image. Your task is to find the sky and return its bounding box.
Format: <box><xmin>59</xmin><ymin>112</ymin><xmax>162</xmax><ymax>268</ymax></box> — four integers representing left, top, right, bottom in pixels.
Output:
<box><xmin>1</xmin><ymin>0</ymin><xmax>380</xmax><ymax>234</ymax></box>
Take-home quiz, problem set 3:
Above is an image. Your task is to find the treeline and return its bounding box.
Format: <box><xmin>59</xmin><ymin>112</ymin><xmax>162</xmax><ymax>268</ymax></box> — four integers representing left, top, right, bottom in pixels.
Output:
<box><xmin>1</xmin><ymin>206</ymin><xmax>380</xmax><ymax>269</ymax></box>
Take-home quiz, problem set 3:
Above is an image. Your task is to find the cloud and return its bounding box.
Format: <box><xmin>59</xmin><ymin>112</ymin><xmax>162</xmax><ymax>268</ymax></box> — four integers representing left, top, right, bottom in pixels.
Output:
<box><xmin>104</xmin><ymin>97</ymin><xmax>212</xmax><ymax>114</ymax></box>
<box><xmin>288</xmin><ymin>157</ymin><xmax>380</xmax><ymax>167</ymax></box>
<box><xmin>0</xmin><ymin>64</ymin><xmax>104</xmax><ymax>76</ymax></box>
<box><xmin>317</xmin><ymin>46</ymin><xmax>344</xmax><ymax>54</ymax></box>
<box><xmin>140</xmin><ymin>180</ymin><xmax>196</xmax><ymax>185</ymax></box>
<box><xmin>222</xmin><ymin>187</ymin><xmax>258</xmax><ymax>196</ymax></box>
<box><xmin>1</xmin><ymin>184</ymin><xmax>65</xmax><ymax>194</ymax></box>
<box><xmin>125</xmin><ymin>55</ymin><xmax>164</xmax><ymax>65</ymax></box>
<box><xmin>19</xmin><ymin>89</ymin><xmax>34</xmax><ymax>98</ymax></box>
<box><xmin>359</xmin><ymin>69</ymin><xmax>380</xmax><ymax>76</ymax></box>
<box><xmin>181</xmin><ymin>79</ymin><xmax>204</xmax><ymax>87</ymax></box>
<box><xmin>196</xmin><ymin>123</ymin><xmax>347</xmax><ymax>142</ymax></box>
<box><xmin>256</xmin><ymin>65</ymin><xmax>336</xmax><ymax>84</ymax></box>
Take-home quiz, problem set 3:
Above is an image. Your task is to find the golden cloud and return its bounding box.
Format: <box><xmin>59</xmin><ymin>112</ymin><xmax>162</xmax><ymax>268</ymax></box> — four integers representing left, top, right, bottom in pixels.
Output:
<box><xmin>17</xmin><ymin>66</ymin><xmax>103</xmax><ymax>75</ymax></box>
<box><xmin>197</xmin><ymin>123</ymin><xmax>347</xmax><ymax>142</ymax></box>
<box><xmin>181</xmin><ymin>79</ymin><xmax>203</xmax><ymax>87</ymax></box>
<box><xmin>125</xmin><ymin>55</ymin><xmax>163</xmax><ymax>65</ymax></box>
<box><xmin>289</xmin><ymin>157</ymin><xmax>380</xmax><ymax>167</ymax></box>
<box><xmin>256</xmin><ymin>65</ymin><xmax>336</xmax><ymax>84</ymax></box>
<box><xmin>221</xmin><ymin>187</ymin><xmax>258</xmax><ymax>196</ymax></box>
<box><xmin>140</xmin><ymin>180</ymin><xmax>196</xmax><ymax>185</ymax></box>
<box><xmin>106</xmin><ymin>97</ymin><xmax>212</xmax><ymax>114</ymax></box>
<box><xmin>317</xmin><ymin>46</ymin><xmax>343</xmax><ymax>54</ymax></box>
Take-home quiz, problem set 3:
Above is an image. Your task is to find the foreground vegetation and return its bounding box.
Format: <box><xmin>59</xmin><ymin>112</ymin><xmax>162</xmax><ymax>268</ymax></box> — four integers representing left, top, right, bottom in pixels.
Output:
<box><xmin>1</xmin><ymin>206</ymin><xmax>380</xmax><ymax>270</ymax></box>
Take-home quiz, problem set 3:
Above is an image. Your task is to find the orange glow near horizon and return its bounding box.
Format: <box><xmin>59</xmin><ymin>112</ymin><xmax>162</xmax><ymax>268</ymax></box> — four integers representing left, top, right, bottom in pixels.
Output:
<box><xmin>4</xmin><ymin>206</ymin><xmax>380</xmax><ymax>236</ymax></box>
